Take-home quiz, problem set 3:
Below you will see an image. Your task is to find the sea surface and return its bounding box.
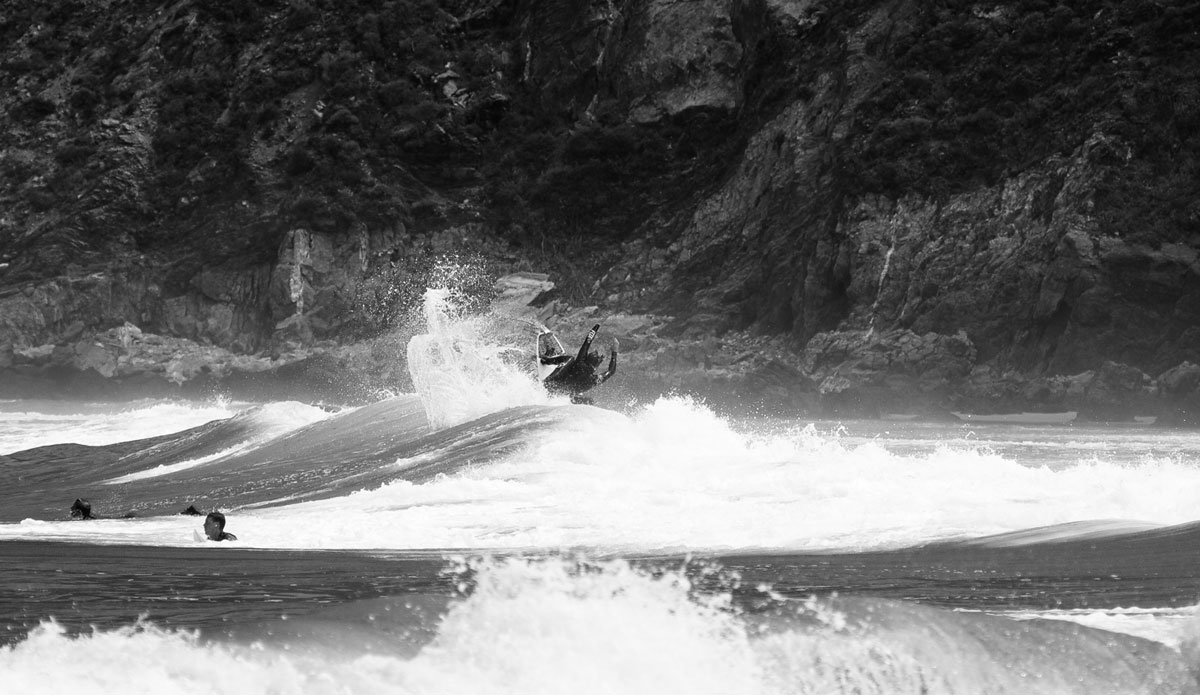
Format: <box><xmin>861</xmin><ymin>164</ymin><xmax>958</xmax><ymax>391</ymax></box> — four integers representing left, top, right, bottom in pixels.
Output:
<box><xmin>2</xmin><ymin>291</ymin><xmax>1200</xmax><ymax>693</ymax></box>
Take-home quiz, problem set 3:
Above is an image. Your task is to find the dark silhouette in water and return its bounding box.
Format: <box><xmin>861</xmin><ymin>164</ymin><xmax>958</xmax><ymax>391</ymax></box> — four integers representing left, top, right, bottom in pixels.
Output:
<box><xmin>180</xmin><ymin>504</ymin><xmax>203</xmax><ymax>516</ymax></box>
<box><xmin>203</xmin><ymin>512</ymin><xmax>237</xmax><ymax>541</ymax></box>
<box><xmin>69</xmin><ymin>498</ymin><xmax>137</xmax><ymax>519</ymax></box>
<box><xmin>69</xmin><ymin>498</ymin><xmax>94</xmax><ymax>519</ymax></box>
<box><xmin>540</xmin><ymin>324</ymin><xmax>618</xmax><ymax>405</ymax></box>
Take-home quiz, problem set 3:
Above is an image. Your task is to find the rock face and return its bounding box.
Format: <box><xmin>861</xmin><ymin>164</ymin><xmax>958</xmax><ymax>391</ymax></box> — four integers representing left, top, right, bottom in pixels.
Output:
<box><xmin>582</xmin><ymin>0</ymin><xmax>1200</xmax><ymax>421</ymax></box>
<box><xmin>1</xmin><ymin>1</ymin><xmax>1198</xmax><ymax>422</ymax></box>
<box><xmin>604</xmin><ymin>0</ymin><xmax>743</xmax><ymax>123</ymax></box>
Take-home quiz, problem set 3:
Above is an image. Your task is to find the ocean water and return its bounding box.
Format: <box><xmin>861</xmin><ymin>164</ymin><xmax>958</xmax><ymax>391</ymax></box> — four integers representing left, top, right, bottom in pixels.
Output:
<box><xmin>2</xmin><ymin>290</ymin><xmax>1200</xmax><ymax>693</ymax></box>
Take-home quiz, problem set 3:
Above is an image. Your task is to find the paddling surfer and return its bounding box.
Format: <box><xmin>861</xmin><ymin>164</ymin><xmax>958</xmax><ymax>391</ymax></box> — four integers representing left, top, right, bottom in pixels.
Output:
<box><xmin>68</xmin><ymin>498</ymin><xmax>136</xmax><ymax>519</ymax></box>
<box><xmin>69</xmin><ymin>498</ymin><xmax>95</xmax><ymax>519</ymax></box>
<box><xmin>539</xmin><ymin>323</ymin><xmax>618</xmax><ymax>404</ymax></box>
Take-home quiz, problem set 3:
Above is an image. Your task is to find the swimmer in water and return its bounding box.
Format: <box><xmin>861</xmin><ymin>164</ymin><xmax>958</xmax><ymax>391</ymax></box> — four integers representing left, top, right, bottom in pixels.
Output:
<box><xmin>70</xmin><ymin>498</ymin><xmax>94</xmax><ymax>519</ymax></box>
<box><xmin>203</xmin><ymin>511</ymin><xmax>238</xmax><ymax>541</ymax></box>
<box><xmin>68</xmin><ymin>498</ymin><xmax>136</xmax><ymax>519</ymax></box>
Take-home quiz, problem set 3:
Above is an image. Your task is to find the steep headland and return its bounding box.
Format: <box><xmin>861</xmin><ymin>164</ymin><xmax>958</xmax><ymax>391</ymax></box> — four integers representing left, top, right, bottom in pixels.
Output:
<box><xmin>1</xmin><ymin>0</ymin><xmax>1198</xmax><ymax>423</ymax></box>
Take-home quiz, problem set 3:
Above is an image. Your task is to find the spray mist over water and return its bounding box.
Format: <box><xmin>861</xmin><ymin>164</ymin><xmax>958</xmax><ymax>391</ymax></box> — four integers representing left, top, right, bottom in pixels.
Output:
<box><xmin>406</xmin><ymin>287</ymin><xmax>550</xmax><ymax>429</ymax></box>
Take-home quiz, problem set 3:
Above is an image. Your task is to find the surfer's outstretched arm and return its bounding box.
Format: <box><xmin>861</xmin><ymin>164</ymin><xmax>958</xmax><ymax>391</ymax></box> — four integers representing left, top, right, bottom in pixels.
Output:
<box><xmin>575</xmin><ymin>324</ymin><xmax>600</xmax><ymax>360</ymax></box>
<box><xmin>597</xmin><ymin>341</ymin><xmax>618</xmax><ymax>384</ymax></box>
<box><xmin>538</xmin><ymin>331</ymin><xmax>572</xmax><ymax>365</ymax></box>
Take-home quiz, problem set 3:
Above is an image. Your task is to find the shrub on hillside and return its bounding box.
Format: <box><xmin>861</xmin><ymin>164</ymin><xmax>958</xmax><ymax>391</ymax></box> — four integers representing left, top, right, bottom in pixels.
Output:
<box><xmin>54</xmin><ymin>138</ymin><xmax>96</xmax><ymax>166</ymax></box>
<box><xmin>11</xmin><ymin>95</ymin><xmax>56</xmax><ymax>122</ymax></box>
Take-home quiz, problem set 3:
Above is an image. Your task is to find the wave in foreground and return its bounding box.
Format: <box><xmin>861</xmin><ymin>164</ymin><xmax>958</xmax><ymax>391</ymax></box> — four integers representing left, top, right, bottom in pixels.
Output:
<box><xmin>3</xmin><ymin>555</ymin><xmax>1198</xmax><ymax>695</ymax></box>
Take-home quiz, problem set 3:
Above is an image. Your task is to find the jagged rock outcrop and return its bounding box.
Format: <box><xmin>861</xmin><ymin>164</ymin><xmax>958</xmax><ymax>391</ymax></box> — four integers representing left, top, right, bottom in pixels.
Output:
<box><xmin>590</xmin><ymin>0</ymin><xmax>1200</xmax><ymax>420</ymax></box>
<box><xmin>603</xmin><ymin>0</ymin><xmax>743</xmax><ymax>123</ymax></box>
<box><xmin>1157</xmin><ymin>362</ymin><xmax>1200</xmax><ymax>426</ymax></box>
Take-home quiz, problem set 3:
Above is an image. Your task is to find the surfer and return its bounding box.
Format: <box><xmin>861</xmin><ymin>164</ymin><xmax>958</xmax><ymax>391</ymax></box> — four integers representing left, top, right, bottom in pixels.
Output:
<box><xmin>68</xmin><ymin>498</ymin><xmax>137</xmax><ymax>519</ymax></box>
<box><xmin>69</xmin><ymin>498</ymin><xmax>94</xmax><ymax>520</ymax></box>
<box><xmin>203</xmin><ymin>511</ymin><xmax>238</xmax><ymax>541</ymax></box>
<box><xmin>539</xmin><ymin>323</ymin><xmax>618</xmax><ymax>404</ymax></box>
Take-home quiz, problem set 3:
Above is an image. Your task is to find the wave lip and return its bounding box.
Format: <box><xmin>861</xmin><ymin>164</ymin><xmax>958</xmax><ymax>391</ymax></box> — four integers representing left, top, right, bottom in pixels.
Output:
<box><xmin>948</xmin><ymin>519</ymin><xmax>1167</xmax><ymax>548</ymax></box>
<box><xmin>0</xmin><ymin>398</ymin><xmax>244</xmax><ymax>455</ymax></box>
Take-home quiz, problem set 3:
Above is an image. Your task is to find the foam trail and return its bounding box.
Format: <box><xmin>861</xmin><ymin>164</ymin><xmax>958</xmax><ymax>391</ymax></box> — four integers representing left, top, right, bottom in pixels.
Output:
<box><xmin>100</xmin><ymin>401</ymin><xmax>334</xmax><ymax>484</ymax></box>
<box><xmin>103</xmin><ymin>445</ymin><xmax>246</xmax><ymax>485</ymax></box>
<box><xmin>1002</xmin><ymin>605</ymin><xmax>1200</xmax><ymax>650</ymax></box>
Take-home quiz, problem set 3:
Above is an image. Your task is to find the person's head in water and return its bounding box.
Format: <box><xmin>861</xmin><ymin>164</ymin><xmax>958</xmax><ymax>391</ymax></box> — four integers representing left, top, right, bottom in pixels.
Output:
<box><xmin>70</xmin><ymin>498</ymin><xmax>93</xmax><ymax>519</ymax></box>
<box><xmin>203</xmin><ymin>511</ymin><xmax>236</xmax><ymax>541</ymax></box>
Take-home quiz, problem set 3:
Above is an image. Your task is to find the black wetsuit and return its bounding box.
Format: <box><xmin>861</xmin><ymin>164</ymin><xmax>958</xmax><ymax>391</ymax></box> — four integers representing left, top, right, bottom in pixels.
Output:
<box><xmin>542</xmin><ymin>324</ymin><xmax>617</xmax><ymax>404</ymax></box>
<box><xmin>70</xmin><ymin>498</ymin><xmax>94</xmax><ymax>519</ymax></box>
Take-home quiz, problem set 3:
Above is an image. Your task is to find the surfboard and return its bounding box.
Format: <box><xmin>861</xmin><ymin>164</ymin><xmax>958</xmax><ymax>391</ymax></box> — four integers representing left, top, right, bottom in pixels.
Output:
<box><xmin>536</xmin><ymin>332</ymin><xmax>566</xmax><ymax>381</ymax></box>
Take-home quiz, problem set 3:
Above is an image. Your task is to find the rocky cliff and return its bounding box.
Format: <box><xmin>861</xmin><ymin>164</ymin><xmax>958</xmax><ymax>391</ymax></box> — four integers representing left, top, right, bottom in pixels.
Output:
<box><xmin>1</xmin><ymin>0</ymin><xmax>1199</xmax><ymax>423</ymax></box>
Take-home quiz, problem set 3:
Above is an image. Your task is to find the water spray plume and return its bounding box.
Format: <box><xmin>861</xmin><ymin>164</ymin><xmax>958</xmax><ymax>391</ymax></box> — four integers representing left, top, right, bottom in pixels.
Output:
<box><xmin>406</xmin><ymin>288</ymin><xmax>549</xmax><ymax>429</ymax></box>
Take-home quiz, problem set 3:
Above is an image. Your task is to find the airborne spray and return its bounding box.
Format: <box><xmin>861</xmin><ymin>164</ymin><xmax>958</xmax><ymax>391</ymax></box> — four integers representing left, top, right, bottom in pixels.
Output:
<box><xmin>405</xmin><ymin>263</ymin><xmax>550</xmax><ymax>429</ymax></box>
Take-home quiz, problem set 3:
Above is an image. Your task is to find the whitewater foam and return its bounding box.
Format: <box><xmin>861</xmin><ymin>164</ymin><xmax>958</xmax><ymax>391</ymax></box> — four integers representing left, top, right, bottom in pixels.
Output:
<box><xmin>4</xmin><ymin>394</ymin><xmax>1200</xmax><ymax>554</ymax></box>
<box><xmin>3</xmin><ymin>556</ymin><xmax>1194</xmax><ymax>694</ymax></box>
<box><xmin>205</xmin><ymin>396</ymin><xmax>1200</xmax><ymax>553</ymax></box>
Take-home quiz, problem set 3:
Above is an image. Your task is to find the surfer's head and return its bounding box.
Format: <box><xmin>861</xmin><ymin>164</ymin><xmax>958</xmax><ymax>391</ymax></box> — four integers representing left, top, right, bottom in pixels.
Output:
<box><xmin>204</xmin><ymin>512</ymin><xmax>227</xmax><ymax>540</ymax></box>
<box><xmin>585</xmin><ymin>350</ymin><xmax>604</xmax><ymax>367</ymax></box>
<box><xmin>70</xmin><ymin>498</ymin><xmax>92</xmax><ymax>519</ymax></box>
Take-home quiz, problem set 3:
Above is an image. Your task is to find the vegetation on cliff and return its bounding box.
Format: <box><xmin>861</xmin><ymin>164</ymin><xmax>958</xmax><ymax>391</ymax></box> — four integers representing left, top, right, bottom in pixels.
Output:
<box><xmin>0</xmin><ymin>0</ymin><xmax>731</xmax><ymax>300</ymax></box>
<box><xmin>1</xmin><ymin>0</ymin><xmax>1198</xmax><ymax>416</ymax></box>
<box><xmin>841</xmin><ymin>0</ymin><xmax>1200</xmax><ymax>245</ymax></box>
<box><xmin>5</xmin><ymin>0</ymin><xmax>1194</xmax><ymax>286</ymax></box>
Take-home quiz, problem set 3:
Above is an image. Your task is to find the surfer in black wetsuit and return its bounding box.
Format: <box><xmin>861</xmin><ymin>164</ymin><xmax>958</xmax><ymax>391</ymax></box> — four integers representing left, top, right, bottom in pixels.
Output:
<box><xmin>540</xmin><ymin>323</ymin><xmax>618</xmax><ymax>404</ymax></box>
<box><xmin>68</xmin><ymin>498</ymin><xmax>137</xmax><ymax>519</ymax></box>
<box><xmin>70</xmin><ymin>498</ymin><xmax>94</xmax><ymax>519</ymax></box>
<box><xmin>203</xmin><ymin>512</ymin><xmax>238</xmax><ymax>541</ymax></box>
